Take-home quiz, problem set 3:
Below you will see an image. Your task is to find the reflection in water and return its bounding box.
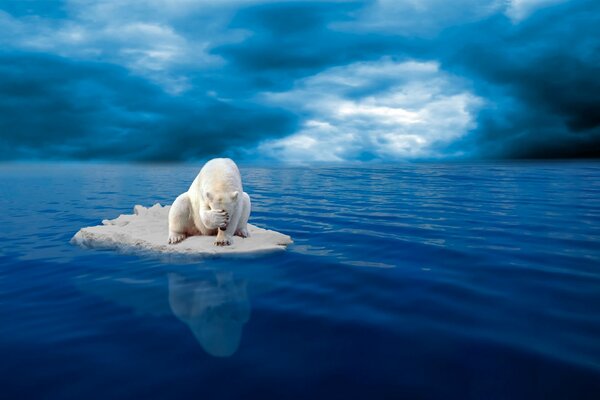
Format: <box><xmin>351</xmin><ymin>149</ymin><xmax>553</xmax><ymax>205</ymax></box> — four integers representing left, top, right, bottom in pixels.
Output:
<box><xmin>168</xmin><ymin>272</ymin><xmax>251</xmax><ymax>357</ymax></box>
<box><xmin>74</xmin><ymin>267</ymin><xmax>252</xmax><ymax>358</ymax></box>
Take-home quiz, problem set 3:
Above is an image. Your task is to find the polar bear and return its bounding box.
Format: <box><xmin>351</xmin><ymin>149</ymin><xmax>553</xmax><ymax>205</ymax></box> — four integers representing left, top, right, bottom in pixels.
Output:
<box><xmin>168</xmin><ymin>158</ymin><xmax>251</xmax><ymax>246</ymax></box>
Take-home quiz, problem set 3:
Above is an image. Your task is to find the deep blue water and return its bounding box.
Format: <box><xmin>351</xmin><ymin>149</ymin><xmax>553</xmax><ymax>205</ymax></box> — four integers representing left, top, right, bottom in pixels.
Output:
<box><xmin>0</xmin><ymin>162</ymin><xmax>599</xmax><ymax>399</ymax></box>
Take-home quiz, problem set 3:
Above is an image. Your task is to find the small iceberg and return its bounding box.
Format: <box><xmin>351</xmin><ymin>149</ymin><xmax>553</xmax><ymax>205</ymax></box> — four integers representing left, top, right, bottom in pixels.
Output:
<box><xmin>71</xmin><ymin>203</ymin><xmax>292</xmax><ymax>256</ymax></box>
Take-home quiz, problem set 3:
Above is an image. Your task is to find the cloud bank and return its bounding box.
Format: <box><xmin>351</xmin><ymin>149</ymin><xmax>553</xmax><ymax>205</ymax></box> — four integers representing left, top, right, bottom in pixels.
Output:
<box><xmin>259</xmin><ymin>58</ymin><xmax>482</xmax><ymax>161</ymax></box>
<box><xmin>0</xmin><ymin>0</ymin><xmax>598</xmax><ymax>162</ymax></box>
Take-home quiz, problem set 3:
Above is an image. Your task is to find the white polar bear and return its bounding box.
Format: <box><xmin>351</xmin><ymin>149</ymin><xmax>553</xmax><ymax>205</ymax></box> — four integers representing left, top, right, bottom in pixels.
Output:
<box><xmin>168</xmin><ymin>158</ymin><xmax>251</xmax><ymax>246</ymax></box>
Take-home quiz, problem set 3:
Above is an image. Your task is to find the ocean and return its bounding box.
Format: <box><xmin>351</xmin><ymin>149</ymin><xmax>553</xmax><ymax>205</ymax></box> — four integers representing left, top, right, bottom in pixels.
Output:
<box><xmin>0</xmin><ymin>162</ymin><xmax>599</xmax><ymax>399</ymax></box>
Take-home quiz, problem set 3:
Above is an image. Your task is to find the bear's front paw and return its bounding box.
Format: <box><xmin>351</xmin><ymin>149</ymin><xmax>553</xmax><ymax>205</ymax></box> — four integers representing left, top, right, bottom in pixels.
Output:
<box><xmin>214</xmin><ymin>228</ymin><xmax>232</xmax><ymax>246</ymax></box>
<box><xmin>210</xmin><ymin>209</ymin><xmax>229</xmax><ymax>229</ymax></box>
<box><xmin>214</xmin><ymin>238</ymin><xmax>231</xmax><ymax>246</ymax></box>
<box><xmin>168</xmin><ymin>232</ymin><xmax>186</xmax><ymax>244</ymax></box>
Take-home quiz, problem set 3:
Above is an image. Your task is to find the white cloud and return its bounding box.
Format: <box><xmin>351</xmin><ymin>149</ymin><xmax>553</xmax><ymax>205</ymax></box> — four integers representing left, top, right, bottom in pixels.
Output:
<box><xmin>333</xmin><ymin>0</ymin><xmax>504</xmax><ymax>36</ymax></box>
<box><xmin>0</xmin><ymin>2</ymin><xmax>245</xmax><ymax>94</ymax></box>
<box><xmin>333</xmin><ymin>0</ymin><xmax>571</xmax><ymax>34</ymax></box>
<box><xmin>505</xmin><ymin>0</ymin><xmax>569</xmax><ymax>22</ymax></box>
<box><xmin>257</xmin><ymin>58</ymin><xmax>483</xmax><ymax>162</ymax></box>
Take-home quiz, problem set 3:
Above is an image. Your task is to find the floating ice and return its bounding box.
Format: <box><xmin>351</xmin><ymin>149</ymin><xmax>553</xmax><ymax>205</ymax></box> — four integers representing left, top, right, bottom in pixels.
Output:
<box><xmin>71</xmin><ymin>203</ymin><xmax>292</xmax><ymax>256</ymax></box>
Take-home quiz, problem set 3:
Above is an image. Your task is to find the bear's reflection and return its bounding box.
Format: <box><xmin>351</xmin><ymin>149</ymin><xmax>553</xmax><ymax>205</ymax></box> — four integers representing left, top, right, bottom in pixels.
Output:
<box><xmin>73</xmin><ymin>267</ymin><xmax>252</xmax><ymax>358</ymax></box>
<box><xmin>168</xmin><ymin>272</ymin><xmax>250</xmax><ymax>357</ymax></box>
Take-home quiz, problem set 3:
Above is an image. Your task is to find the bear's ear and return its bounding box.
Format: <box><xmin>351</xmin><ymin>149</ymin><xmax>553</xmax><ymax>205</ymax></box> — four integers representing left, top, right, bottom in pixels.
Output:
<box><xmin>206</xmin><ymin>191</ymin><xmax>213</xmax><ymax>201</ymax></box>
<box><xmin>231</xmin><ymin>191</ymin><xmax>239</xmax><ymax>200</ymax></box>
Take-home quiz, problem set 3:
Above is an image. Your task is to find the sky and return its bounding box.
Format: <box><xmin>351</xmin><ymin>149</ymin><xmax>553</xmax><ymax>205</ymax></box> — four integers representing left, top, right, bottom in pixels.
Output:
<box><xmin>0</xmin><ymin>0</ymin><xmax>598</xmax><ymax>162</ymax></box>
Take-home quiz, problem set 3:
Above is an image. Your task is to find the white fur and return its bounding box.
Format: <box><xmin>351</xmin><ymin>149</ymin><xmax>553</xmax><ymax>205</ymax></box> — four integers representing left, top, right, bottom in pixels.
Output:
<box><xmin>168</xmin><ymin>158</ymin><xmax>251</xmax><ymax>246</ymax></box>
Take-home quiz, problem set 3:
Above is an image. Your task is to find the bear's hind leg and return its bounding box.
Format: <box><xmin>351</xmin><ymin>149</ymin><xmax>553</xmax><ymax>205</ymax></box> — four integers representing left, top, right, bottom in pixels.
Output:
<box><xmin>168</xmin><ymin>193</ymin><xmax>193</xmax><ymax>244</ymax></box>
<box><xmin>234</xmin><ymin>192</ymin><xmax>251</xmax><ymax>238</ymax></box>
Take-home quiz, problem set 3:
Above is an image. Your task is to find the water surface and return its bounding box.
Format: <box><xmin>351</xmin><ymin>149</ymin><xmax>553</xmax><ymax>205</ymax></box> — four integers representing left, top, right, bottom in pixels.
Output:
<box><xmin>0</xmin><ymin>162</ymin><xmax>599</xmax><ymax>399</ymax></box>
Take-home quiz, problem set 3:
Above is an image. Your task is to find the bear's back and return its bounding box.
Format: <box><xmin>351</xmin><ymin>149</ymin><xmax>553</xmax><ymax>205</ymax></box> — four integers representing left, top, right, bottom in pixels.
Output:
<box><xmin>191</xmin><ymin>158</ymin><xmax>243</xmax><ymax>194</ymax></box>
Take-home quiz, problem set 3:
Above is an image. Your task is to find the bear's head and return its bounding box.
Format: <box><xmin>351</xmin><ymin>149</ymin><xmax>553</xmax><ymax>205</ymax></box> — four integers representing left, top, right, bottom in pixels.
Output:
<box><xmin>205</xmin><ymin>191</ymin><xmax>239</xmax><ymax>215</ymax></box>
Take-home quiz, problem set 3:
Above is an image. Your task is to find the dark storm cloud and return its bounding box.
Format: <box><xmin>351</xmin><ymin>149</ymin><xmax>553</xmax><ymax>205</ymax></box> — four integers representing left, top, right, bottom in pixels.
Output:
<box><xmin>0</xmin><ymin>0</ymin><xmax>598</xmax><ymax>161</ymax></box>
<box><xmin>0</xmin><ymin>52</ymin><xmax>296</xmax><ymax>161</ymax></box>
<box><xmin>435</xmin><ymin>0</ymin><xmax>600</xmax><ymax>158</ymax></box>
<box><xmin>212</xmin><ymin>1</ymin><xmax>424</xmax><ymax>92</ymax></box>
<box><xmin>216</xmin><ymin>1</ymin><xmax>380</xmax><ymax>71</ymax></box>
<box><xmin>0</xmin><ymin>0</ymin><xmax>68</xmax><ymax>19</ymax></box>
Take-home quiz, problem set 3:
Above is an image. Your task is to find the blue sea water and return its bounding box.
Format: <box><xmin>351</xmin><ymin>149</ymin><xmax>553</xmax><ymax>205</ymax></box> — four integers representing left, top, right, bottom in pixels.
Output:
<box><xmin>0</xmin><ymin>162</ymin><xmax>599</xmax><ymax>399</ymax></box>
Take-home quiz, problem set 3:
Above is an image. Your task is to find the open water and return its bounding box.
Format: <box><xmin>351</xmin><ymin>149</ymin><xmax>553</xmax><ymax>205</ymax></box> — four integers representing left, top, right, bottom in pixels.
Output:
<box><xmin>0</xmin><ymin>162</ymin><xmax>599</xmax><ymax>399</ymax></box>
